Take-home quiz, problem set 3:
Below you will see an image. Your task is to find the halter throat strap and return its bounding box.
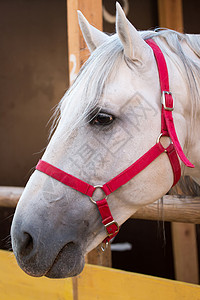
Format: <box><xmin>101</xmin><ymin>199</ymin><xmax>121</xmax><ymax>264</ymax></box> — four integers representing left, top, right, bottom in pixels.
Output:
<box><xmin>36</xmin><ymin>39</ymin><xmax>194</xmax><ymax>246</ymax></box>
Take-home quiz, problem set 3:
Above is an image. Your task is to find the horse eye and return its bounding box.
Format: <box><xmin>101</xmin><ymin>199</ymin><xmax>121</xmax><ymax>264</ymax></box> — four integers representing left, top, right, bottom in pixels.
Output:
<box><xmin>90</xmin><ymin>112</ymin><xmax>115</xmax><ymax>126</ymax></box>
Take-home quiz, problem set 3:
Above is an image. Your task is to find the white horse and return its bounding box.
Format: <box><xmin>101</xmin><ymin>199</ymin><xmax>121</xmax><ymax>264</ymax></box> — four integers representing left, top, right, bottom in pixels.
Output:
<box><xmin>11</xmin><ymin>3</ymin><xmax>200</xmax><ymax>278</ymax></box>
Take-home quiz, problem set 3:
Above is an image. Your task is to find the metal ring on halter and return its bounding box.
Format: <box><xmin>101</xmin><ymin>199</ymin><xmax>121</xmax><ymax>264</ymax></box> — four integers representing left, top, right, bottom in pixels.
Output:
<box><xmin>157</xmin><ymin>133</ymin><xmax>173</xmax><ymax>152</ymax></box>
<box><xmin>89</xmin><ymin>185</ymin><xmax>108</xmax><ymax>204</ymax></box>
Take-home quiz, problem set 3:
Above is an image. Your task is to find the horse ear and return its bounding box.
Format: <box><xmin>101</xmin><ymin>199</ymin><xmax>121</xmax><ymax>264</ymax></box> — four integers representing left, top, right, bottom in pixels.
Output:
<box><xmin>116</xmin><ymin>2</ymin><xmax>151</xmax><ymax>64</ymax></box>
<box><xmin>78</xmin><ymin>11</ymin><xmax>109</xmax><ymax>52</ymax></box>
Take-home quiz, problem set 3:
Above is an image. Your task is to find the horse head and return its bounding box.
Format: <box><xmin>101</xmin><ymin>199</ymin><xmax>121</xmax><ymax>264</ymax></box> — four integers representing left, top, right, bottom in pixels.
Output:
<box><xmin>11</xmin><ymin>3</ymin><xmax>195</xmax><ymax>278</ymax></box>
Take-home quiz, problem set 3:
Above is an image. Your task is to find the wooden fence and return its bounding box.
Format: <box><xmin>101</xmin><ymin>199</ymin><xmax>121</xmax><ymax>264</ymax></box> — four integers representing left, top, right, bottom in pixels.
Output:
<box><xmin>1</xmin><ymin>186</ymin><xmax>200</xmax><ymax>223</ymax></box>
<box><xmin>1</xmin><ymin>249</ymin><xmax>200</xmax><ymax>300</ymax></box>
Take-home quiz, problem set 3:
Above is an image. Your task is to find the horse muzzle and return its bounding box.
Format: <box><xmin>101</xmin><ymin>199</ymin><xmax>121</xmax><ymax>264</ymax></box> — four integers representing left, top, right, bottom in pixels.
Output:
<box><xmin>11</xmin><ymin>212</ymin><xmax>86</xmax><ymax>278</ymax></box>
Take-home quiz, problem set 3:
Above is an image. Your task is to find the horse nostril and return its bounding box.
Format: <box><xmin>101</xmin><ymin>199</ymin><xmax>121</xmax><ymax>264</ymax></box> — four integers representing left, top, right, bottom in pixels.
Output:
<box><xmin>19</xmin><ymin>232</ymin><xmax>34</xmax><ymax>257</ymax></box>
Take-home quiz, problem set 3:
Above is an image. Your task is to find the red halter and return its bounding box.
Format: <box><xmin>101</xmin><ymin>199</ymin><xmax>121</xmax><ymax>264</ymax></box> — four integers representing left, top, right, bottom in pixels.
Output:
<box><xmin>36</xmin><ymin>39</ymin><xmax>194</xmax><ymax>246</ymax></box>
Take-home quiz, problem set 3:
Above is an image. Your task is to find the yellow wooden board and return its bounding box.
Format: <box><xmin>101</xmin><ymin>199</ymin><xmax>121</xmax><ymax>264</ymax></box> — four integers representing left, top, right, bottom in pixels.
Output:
<box><xmin>0</xmin><ymin>250</ymin><xmax>73</xmax><ymax>300</ymax></box>
<box><xmin>1</xmin><ymin>249</ymin><xmax>200</xmax><ymax>300</ymax></box>
<box><xmin>76</xmin><ymin>264</ymin><xmax>200</xmax><ymax>300</ymax></box>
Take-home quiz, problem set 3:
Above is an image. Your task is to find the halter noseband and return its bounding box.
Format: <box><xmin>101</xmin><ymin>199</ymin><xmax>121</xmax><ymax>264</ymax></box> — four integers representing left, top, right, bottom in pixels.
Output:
<box><xmin>36</xmin><ymin>39</ymin><xmax>194</xmax><ymax>247</ymax></box>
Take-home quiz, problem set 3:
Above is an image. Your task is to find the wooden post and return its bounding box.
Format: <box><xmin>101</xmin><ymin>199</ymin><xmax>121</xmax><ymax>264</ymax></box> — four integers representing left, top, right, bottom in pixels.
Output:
<box><xmin>66</xmin><ymin>0</ymin><xmax>111</xmax><ymax>268</ymax></box>
<box><xmin>67</xmin><ymin>0</ymin><xmax>102</xmax><ymax>85</ymax></box>
<box><xmin>158</xmin><ymin>0</ymin><xmax>199</xmax><ymax>284</ymax></box>
<box><xmin>171</xmin><ymin>223</ymin><xmax>199</xmax><ymax>284</ymax></box>
<box><xmin>157</xmin><ymin>0</ymin><xmax>183</xmax><ymax>32</ymax></box>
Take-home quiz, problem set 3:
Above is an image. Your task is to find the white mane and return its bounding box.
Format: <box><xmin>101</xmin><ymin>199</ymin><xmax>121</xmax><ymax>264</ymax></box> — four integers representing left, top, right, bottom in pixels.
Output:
<box><xmin>51</xmin><ymin>29</ymin><xmax>200</xmax><ymax>139</ymax></box>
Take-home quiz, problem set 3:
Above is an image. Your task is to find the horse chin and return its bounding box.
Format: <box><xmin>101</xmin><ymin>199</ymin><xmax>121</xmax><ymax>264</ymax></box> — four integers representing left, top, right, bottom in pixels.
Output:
<box><xmin>45</xmin><ymin>242</ymin><xmax>85</xmax><ymax>278</ymax></box>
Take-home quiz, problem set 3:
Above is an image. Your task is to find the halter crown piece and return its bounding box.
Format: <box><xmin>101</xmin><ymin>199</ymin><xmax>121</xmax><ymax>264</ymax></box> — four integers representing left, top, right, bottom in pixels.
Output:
<box><xmin>36</xmin><ymin>39</ymin><xmax>194</xmax><ymax>248</ymax></box>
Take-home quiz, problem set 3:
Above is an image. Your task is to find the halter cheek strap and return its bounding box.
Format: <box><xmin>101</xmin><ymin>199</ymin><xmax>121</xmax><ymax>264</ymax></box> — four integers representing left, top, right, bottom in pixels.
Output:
<box><xmin>146</xmin><ymin>39</ymin><xmax>194</xmax><ymax>168</ymax></box>
<box><xmin>36</xmin><ymin>39</ymin><xmax>194</xmax><ymax>247</ymax></box>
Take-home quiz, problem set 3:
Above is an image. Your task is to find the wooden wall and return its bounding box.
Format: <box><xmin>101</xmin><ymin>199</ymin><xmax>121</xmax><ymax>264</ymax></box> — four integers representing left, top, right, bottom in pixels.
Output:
<box><xmin>0</xmin><ymin>0</ymin><xmax>68</xmax><ymax>186</ymax></box>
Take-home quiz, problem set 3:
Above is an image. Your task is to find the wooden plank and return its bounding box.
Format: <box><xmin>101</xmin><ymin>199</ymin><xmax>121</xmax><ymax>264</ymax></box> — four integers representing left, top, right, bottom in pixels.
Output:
<box><xmin>67</xmin><ymin>0</ymin><xmax>102</xmax><ymax>84</ymax></box>
<box><xmin>1</xmin><ymin>248</ymin><xmax>200</xmax><ymax>300</ymax></box>
<box><xmin>1</xmin><ymin>187</ymin><xmax>200</xmax><ymax>223</ymax></box>
<box><xmin>67</xmin><ymin>0</ymin><xmax>81</xmax><ymax>84</ymax></box>
<box><xmin>133</xmin><ymin>195</ymin><xmax>200</xmax><ymax>224</ymax></box>
<box><xmin>76</xmin><ymin>264</ymin><xmax>200</xmax><ymax>300</ymax></box>
<box><xmin>172</xmin><ymin>223</ymin><xmax>199</xmax><ymax>284</ymax></box>
<box><xmin>0</xmin><ymin>249</ymin><xmax>73</xmax><ymax>300</ymax></box>
<box><xmin>157</xmin><ymin>0</ymin><xmax>183</xmax><ymax>32</ymax></box>
<box><xmin>0</xmin><ymin>186</ymin><xmax>23</xmax><ymax>208</ymax></box>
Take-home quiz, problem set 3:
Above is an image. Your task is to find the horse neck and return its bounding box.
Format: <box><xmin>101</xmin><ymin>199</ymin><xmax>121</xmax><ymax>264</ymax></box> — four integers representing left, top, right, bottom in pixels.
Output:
<box><xmin>170</xmin><ymin>34</ymin><xmax>200</xmax><ymax>183</ymax></box>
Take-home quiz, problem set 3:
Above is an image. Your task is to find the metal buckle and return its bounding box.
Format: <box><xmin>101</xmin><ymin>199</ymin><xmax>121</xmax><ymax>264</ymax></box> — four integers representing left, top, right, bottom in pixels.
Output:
<box><xmin>161</xmin><ymin>91</ymin><xmax>174</xmax><ymax>111</ymax></box>
<box><xmin>105</xmin><ymin>220</ymin><xmax>119</xmax><ymax>236</ymax></box>
<box><xmin>89</xmin><ymin>185</ymin><xmax>108</xmax><ymax>204</ymax></box>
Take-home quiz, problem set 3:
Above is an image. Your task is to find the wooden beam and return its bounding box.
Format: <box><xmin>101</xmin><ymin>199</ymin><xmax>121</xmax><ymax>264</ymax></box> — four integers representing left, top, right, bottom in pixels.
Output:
<box><xmin>157</xmin><ymin>0</ymin><xmax>183</xmax><ymax>32</ymax></box>
<box><xmin>76</xmin><ymin>264</ymin><xmax>200</xmax><ymax>300</ymax></box>
<box><xmin>171</xmin><ymin>223</ymin><xmax>199</xmax><ymax>284</ymax></box>
<box><xmin>1</xmin><ymin>186</ymin><xmax>200</xmax><ymax>224</ymax></box>
<box><xmin>133</xmin><ymin>195</ymin><xmax>200</xmax><ymax>224</ymax></box>
<box><xmin>0</xmin><ymin>186</ymin><xmax>23</xmax><ymax>208</ymax></box>
<box><xmin>67</xmin><ymin>0</ymin><xmax>102</xmax><ymax>84</ymax></box>
<box><xmin>0</xmin><ymin>249</ymin><xmax>74</xmax><ymax>300</ymax></box>
<box><xmin>1</xmin><ymin>249</ymin><xmax>200</xmax><ymax>300</ymax></box>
